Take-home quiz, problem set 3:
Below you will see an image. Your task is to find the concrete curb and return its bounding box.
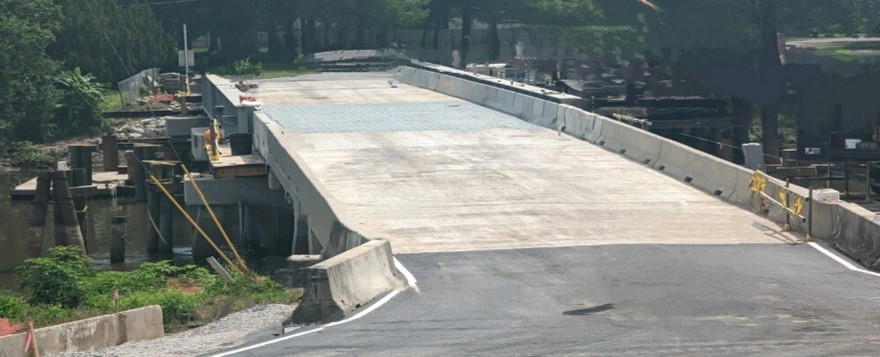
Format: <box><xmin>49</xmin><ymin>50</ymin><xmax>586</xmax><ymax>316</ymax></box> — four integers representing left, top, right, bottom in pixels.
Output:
<box><xmin>0</xmin><ymin>305</ymin><xmax>164</xmax><ymax>357</ymax></box>
<box><xmin>288</xmin><ymin>239</ymin><xmax>405</xmax><ymax>324</ymax></box>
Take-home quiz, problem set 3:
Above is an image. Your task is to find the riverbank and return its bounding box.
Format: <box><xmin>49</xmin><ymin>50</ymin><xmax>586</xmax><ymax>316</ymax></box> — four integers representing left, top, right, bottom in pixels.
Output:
<box><xmin>0</xmin><ymin>247</ymin><xmax>301</xmax><ymax>337</ymax></box>
<box><xmin>0</xmin><ymin>116</ymin><xmax>168</xmax><ymax>172</ymax></box>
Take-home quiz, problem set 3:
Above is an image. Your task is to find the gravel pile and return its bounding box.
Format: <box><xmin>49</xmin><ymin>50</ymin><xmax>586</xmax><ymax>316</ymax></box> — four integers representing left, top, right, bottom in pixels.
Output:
<box><xmin>118</xmin><ymin>118</ymin><xmax>166</xmax><ymax>140</ymax></box>
<box><xmin>59</xmin><ymin>304</ymin><xmax>296</xmax><ymax>357</ymax></box>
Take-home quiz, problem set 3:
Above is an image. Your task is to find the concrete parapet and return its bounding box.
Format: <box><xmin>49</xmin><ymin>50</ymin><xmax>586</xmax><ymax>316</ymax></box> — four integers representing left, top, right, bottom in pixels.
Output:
<box><xmin>0</xmin><ymin>306</ymin><xmax>163</xmax><ymax>357</ymax></box>
<box><xmin>598</xmin><ymin>118</ymin><xmax>663</xmax><ymax>168</ymax></box>
<box><xmin>653</xmin><ymin>140</ymin><xmax>746</xmax><ymax>201</ymax></box>
<box><xmin>829</xmin><ymin>202</ymin><xmax>880</xmax><ymax>269</ymax></box>
<box><xmin>289</xmin><ymin>239</ymin><xmax>405</xmax><ymax>324</ymax></box>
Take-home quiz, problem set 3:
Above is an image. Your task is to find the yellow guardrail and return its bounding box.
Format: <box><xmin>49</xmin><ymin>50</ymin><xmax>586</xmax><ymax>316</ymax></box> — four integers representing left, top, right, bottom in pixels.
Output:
<box><xmin>749</xmin><ymin>170</ymin><xmax>810</xmax><ymax>235</ymax></box>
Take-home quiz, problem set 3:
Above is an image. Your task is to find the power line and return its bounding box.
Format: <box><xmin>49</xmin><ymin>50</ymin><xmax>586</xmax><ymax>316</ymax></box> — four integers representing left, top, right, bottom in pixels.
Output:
<box><xmin>121</xmin><ymin>0</ymin><xmax>202</xmax><ymax>6</ymax></box>
<box><xmin>89</xmin><ymin>0</ymin><xmax>188</xmax><ymax>164</ymax></box>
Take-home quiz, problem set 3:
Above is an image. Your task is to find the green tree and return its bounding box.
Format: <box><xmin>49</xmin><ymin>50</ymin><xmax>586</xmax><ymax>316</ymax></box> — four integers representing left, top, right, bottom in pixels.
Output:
<box><xmin>48</xmin><ymin>0</ymin><xmax>175</xmax><ymax>83</ymax></box>
<box><xmin>0</xmin><ymin>0</ymin><xmax>61</xmax><ymax>147</ymax></box>
<box><xmin>55</xmin><ymin>67</ymin><xmax>106</xmax><ymax>136</ymax></box>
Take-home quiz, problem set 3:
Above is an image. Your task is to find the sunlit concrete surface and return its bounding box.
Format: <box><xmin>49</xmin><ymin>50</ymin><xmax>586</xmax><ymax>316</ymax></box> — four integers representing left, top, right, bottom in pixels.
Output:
<box><xmin>251</xmin><ymin>72</ymin><xmax>795</xmax><ymax>254</ymax></box>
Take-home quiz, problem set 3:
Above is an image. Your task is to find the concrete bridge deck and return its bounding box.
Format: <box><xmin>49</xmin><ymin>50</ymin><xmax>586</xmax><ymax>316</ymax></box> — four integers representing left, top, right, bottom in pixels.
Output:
<box><xmin>202</xmin><ymin>69</ymin><xmax>880</xmax><ymax>356</ymax></box>
<box><xmin>251</xmin><ymin>72</ymin><xmax>794</xmax><ymax>254</ymax></box>
<box><xmin>183</xmin><ymin>64</ymin><xmax>880</xmax><ymax>357</ymax></box>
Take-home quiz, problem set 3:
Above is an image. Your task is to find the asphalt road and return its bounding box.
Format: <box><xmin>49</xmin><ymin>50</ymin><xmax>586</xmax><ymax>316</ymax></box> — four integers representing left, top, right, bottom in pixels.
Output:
<box><xmin>226</xmin><ymin>243</ymin><xmax>880</xmax><ymax>356</ymax></box>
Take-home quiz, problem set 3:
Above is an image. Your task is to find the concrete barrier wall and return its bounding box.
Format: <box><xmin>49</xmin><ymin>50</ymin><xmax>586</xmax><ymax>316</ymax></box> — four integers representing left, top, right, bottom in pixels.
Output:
<box><xmin>828</xmin><ymin>202</ymin><xmax>880</xmax><ymax>270</ymax></box>
<box><xmin>598</xmin><ymin>118</ymin><xmax>662</xmax><ymax>168</ymax></box>
<box><xmin>0</xmin><ymin>306</ymin><xmax>163</xmax><ymax>357</ymax></box>
<box><xmin>289</xmin><ymin>239</ymin><xmax>405</xmax><ymax>324</ymax></box>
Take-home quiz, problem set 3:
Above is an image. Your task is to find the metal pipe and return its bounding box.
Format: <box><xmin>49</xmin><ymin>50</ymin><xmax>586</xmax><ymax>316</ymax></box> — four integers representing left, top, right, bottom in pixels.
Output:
<box><xmin>784</xmin><ymin>179</ymin><xmax>791</xmax><ymax>231</ymax></box>
<box><xmin>757</xmin><ymin>191</ymin><xmax>806</xmax><ymax>220</ymax></box>
<box><xmin>149</xmin><ymin>175</ymin><xmax>241</xmax><ymax>271</ymax></box>
<box><xmin>180</xmin><ymin>164</ymin><xmax>246</xmax><ymax>269</ymax></box>
<box><xmin>807</xmin><ymin>186</ymin><xmax>813</xmax><ymax>241</ymax></box>
<box><xmin>866</xmin><ymin>161</ymin><xmax>872</xmax><ymax>203</ymax></box>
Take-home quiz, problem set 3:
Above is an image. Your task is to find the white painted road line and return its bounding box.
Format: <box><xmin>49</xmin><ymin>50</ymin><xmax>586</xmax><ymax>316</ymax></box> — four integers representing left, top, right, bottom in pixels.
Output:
<box><xmin>395</xmin><ymin>257</ymin><xmax>420</xmax><ymax>292</ymax></box>
<box><xmin>808</xmin><ymin>242</ymin><xmax>880</xmax><ymax>278</ymax></box>
<box><xmin>208</xmin><ymin>257</ymin><xmax>417</xmax><ymax>357</ymax></box>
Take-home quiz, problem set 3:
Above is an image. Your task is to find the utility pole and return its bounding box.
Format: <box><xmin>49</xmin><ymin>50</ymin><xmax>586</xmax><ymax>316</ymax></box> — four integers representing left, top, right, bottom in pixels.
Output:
<box><xmin>183</xmin><ymin>24</ymin><xmax>190</xmax><ymax>94</ymax></box>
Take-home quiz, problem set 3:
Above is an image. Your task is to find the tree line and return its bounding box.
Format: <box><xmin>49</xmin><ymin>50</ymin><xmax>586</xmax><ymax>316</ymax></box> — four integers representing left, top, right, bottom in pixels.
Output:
<box><xmin>3</xmin><ymin>0</ymin><xmax>880</xmax><ymax>161</ymax></box>
<box><xmin>1</xmin><ymin>0</ymin><xmax>172</xmax><ymax>159</ymax></box>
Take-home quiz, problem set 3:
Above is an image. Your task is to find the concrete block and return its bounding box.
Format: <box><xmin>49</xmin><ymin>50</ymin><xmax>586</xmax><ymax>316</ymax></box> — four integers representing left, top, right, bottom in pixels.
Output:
<box><xmin>653</xmin><ymin>141</ymin><xmax>744</xmax><ymax>200</ymax></box>
<box><xmin>165</xmin><ymin>116</ymin><xmax>210</xmax><ymax>137</ymax></box>
<box><xmin>814</xmin><ymin>189</ymin><xmax>841</xmax><ymax>202</ymax></box>
<box><xmin>183</xmin><ymin>176</ymin><xmax>287</xmax><ymax>207</ymax></box>
<box><xmin>505</xmin><ymin>90</ymin><xmax>520</xmax><ymax>116</ymax></box>
<box><xmin>289</xmin><ymin>239</ymin><xmax>405</xmax><ymax>324</ymax></box>
<box><xmin>829</xmin><ymin>202</ymin><xmax>880</xmax><ymax>270</ymax></box>
<box><xmin>0</xmin><ymin>306</ymin><xmax>163</xmax><ymax>357</ymax></box>
<box><xmin>599</xmin><ymin>118</ymin><xmax>663</xmax><ymax>167</ymax></box>
<box><xmin>320</xmin><ymin>220</ymin><xmax>368</xmax><ymax>259</ymax></box>
<box><xmin>482</xmin><ymin>87</ymin><xmax>502</xmax><ymax>111</ymax></box>
<box><xmin>121</xmin><ymin>305</ymin><xmax>165</xmax><ymax>342</ymax></box>
<box><xmin>252</xmin><ymin>113</ymin><xmax>275</xmax><ymax>160</ymax></box>
<box><xmin>743</xmin><ymin>143</ymin><xmax>765</xmax><ymax>170</ymax></box>
<box><xmin>810</xmin><ymin>200</ymin><xmax>837</xmax><ymax>239</ymax></box>
<box><xmin>425</xmin><ymin>72</ymin><xmax>440</xmax><ymax>90</ymax></box>
<box><xmin>436</xmin><ymin>75</ymin><xmax>455</xmax><ymax>94</ymax></box>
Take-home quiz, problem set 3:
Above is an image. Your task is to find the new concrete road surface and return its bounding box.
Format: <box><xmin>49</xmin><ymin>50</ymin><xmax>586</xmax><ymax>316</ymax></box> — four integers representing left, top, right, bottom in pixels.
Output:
<box><xmin>215</xmin><ymin>72</ymin><xmax>880</xmax><ymax>356</ymax></box>
<box><xmin>254</xmin><ymin>72</ymin><xmax>795</xmax><ymax>252</ymax></box>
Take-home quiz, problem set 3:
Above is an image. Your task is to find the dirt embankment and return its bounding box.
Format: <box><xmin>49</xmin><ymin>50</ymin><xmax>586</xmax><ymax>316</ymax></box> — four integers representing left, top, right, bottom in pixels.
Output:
<box><xmin>0</xmin><ymin>117</ymin><xmax>167</xmax><ymax>171</ymax></box>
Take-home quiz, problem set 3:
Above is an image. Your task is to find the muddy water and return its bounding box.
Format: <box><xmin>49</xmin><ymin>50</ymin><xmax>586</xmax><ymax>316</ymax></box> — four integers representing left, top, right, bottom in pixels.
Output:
<box><xmin>0</xmin><ymin>171</ymin><xmax>194</xmax><ymax>290</ymax></box>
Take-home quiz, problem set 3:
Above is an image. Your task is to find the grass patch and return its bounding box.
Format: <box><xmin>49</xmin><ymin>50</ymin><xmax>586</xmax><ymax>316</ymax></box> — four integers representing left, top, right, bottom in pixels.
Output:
<box><xmin>260</xmin><ymin>62</ymin><xmax>313</xmax><ymax>79</ymax></box>
<box><xmin>212</xmin><ymin>60</ymin><xmax>313</xmax><ymax>80</ymax></box>
<box><xmin>2</xmin><ymin>247</ymin><xmax>301</xmax><ymax>332</ymax></box>
<box><xmin>100</xmin><ymin>90</ymin><xmax>124</xmax><ymax>112</ymax></box>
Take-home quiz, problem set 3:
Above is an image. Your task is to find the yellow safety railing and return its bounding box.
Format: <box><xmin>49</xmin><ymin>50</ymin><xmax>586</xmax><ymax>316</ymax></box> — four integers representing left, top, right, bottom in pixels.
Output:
<box><xmin>749</xmin><ymin>170</ymin><xmax>810</xmax><ymax>235</ymax></box>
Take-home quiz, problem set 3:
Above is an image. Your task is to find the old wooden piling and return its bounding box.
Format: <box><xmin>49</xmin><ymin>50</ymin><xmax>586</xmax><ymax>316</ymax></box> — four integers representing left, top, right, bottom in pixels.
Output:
<box><xmin>146</xmin><ymin>161</ymin><xmax>176</xmax><ymax>253</ymax></box>
<box><xmin>159</xmin><ymin>191</ymin><xmax>174</xmax><ymax>252</ymax></box>
<box><xmin>26</xmin><ymin>172</ymin><xmax>52</xmax><ymax>258</ymax></box>
<box><xmin>131</xmin><ymin>144</ymin><xmax>159</xmax><ymax>203</ymax></box>
<box><xmin>110</xmin><ymin>216</ymin><xmax>126</xmax><ymax>263</ymax></box>
<box><xmin>68</xmin><ymin>145</ymin><xmax>93</xmax><ymax>185</ymax></box>
<box><xmin>145</xmin><ymin>162</ymin><xmax>162</xmax><ymax>252</ymax></box>
<box><xmin>102</xmin><ymin>133</ymin><xmax>119</xmax><ymax>172</ymax></box>
<box><xmin>71</xmin><ymin>167</ymin><xmax>89</xmax><ymax>243</ymax></box>
<box><xmin>51</xmin><ymin>171</ymin><xmax>86</xmax><ymax>252</ymax></box>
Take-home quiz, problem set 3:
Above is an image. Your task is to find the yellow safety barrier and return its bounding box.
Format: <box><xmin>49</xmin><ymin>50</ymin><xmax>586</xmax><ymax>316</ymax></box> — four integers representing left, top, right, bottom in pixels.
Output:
<box><xmin>750</xmin><ymin>171</ymin><xmax>766</xmax><ymax>193</ymax></box>
<box><xmin>749</xmin><ymin>170</ymin><xmax>808</xmax><ymax>232</ymax></box>
<box><xmin>792</xmin><ymin>196</ymin><xmax>804</xmax><ymax>217</ymax></box>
